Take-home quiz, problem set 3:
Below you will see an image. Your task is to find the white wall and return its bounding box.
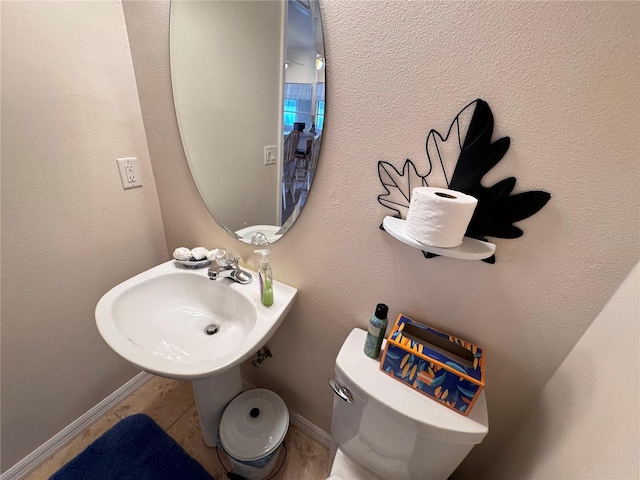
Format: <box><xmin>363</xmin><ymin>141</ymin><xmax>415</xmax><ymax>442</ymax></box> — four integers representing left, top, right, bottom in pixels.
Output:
<box><xmin>126</xmin><ymin>1</ymin><xmax>639</xmax><ymax>477</ymax></box>
<box><xmin>482</xmin><ymin>263</ymin><xmax>639</xmax><ymax>480</ymax></box>
<box><xmin>285</xmin><ymin>47</ymin><xmax>317</xmax><ymax>84</ymax></box>
<box><xmin>0</xmin><ymin>1</ymin><xmax>168</xmax><ymax>472</ymax></box>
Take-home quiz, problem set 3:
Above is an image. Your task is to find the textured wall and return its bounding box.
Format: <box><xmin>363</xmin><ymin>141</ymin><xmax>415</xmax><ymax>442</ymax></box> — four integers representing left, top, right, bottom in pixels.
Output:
<box><xmin>124</xmin><ymin>1</ymin><xmax>639</xmax><ymax>477</ymax></box>
<box><xmin>0</xmin><ymin>1</ymin><xmax>168</xmax><ymax>471</ymax></box>
<box><xmin>481</xmin><ymin>263</ymin><xmax>639</xmax><ymax>480</ymax></box>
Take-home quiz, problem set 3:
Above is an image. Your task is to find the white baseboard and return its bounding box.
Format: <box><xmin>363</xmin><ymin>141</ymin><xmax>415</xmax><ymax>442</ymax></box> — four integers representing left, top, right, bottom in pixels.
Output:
<box><xmin>288</xmin><ymin>409</ymin><xmax>331</xmax><ymax>449</ymax></box>
<box><xmin>3</xmin><ymin>373</ymin><xmax>331</xmax><ymax>480</ymax></box>
<box><xmin>1</xmin><ymin>372</ymin><xmax>154</xmax><ymax>480</ymax></box>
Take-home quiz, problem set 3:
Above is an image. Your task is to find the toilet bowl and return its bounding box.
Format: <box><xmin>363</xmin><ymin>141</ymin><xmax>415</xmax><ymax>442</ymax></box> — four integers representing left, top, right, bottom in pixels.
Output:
<box><xmin>328</xmin><ymin>446</ymin><xmax>384</xmax><ymax>480</ymax></box>
<box><xmin>327</xmin><ymin>328</ymin><xmax>489</xmax><ymax>480</ymax></box>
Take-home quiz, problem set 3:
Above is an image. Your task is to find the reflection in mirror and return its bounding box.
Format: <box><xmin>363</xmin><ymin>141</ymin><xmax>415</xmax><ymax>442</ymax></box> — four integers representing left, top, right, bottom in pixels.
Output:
<box><xmin>170</xmin><ymin>0</ymin><xmax>325</xmax><ymax>244</ymax></box>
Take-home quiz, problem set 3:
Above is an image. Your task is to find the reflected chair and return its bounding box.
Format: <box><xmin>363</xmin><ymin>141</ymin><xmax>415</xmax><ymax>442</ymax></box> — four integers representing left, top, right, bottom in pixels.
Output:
<box><xmin>282</xmin><ymin>130</ymin><xmax>300</xmax><ymax>210</ymax></box>
<box><xmin>291</xmin><ymin>137</ymin><xmax>313</xmax><ymax>195</ymax></box>
<box><xmin>292</xmin><ymin>134</ymin><xmax>321</xmax><ymax>205</ymax></box>
<box><xmin>304</xmin><ymin>134</ymin><xmax>321</xmax><ymax>192</ymax></box>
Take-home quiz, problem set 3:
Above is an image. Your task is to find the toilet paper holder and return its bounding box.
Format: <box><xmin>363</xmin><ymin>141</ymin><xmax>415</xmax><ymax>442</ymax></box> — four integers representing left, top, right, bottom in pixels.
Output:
<box><xmin>382</xmin><ymin>216</ymin><xmax>495</xmax><ymax>261</ymax></box>
<box><xmin>376</xmin><ymin>99</ymin><xmax>551</xmax><ymax>264</ymax></box>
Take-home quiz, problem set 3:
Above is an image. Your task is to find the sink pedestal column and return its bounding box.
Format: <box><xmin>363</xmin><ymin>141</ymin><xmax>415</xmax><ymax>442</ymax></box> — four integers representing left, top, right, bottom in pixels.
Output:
<box><xmin>192</xmin><ymin>366</ymin><xmax>242</xmax><ymax>446</ymax></box>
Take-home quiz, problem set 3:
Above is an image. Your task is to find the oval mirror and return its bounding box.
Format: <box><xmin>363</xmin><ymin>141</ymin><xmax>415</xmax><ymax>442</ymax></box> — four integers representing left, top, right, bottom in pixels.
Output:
<box><xmin>170</xmin><ymin>0</ymin><xmax>325</xmax><ymax>244</ymax></box>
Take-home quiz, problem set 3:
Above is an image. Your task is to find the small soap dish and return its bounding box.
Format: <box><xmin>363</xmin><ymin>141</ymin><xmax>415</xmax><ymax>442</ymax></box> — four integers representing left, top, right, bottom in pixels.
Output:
<box><xmin>175</xmin><ymin>259</ymin><xmax>211</xmax><ymax>269</ymax></box>
<box><xmin>382</xmin><ymin>216</ymin><xmax>496</xmax><ymax>261</ymax></box>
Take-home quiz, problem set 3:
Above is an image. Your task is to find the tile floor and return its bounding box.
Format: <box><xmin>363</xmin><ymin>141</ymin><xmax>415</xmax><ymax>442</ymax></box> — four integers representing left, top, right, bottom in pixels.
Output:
<box><xmin>25</xmin><ymin>376</ymin><xmax>330</xmax><ymax>480</ymax></box>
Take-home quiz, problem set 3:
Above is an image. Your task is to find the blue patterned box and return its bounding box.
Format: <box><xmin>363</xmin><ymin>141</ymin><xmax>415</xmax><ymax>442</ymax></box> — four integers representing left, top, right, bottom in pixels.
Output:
<box><xmin>379</xmin><ymin>314</ymin><xmax>484</xmax><ymax>416</ymax></box>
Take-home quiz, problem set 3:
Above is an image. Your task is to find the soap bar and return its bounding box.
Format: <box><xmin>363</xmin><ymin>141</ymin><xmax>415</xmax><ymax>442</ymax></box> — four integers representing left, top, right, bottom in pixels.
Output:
<box><xmin>173</xmin><ymin>247</ymin><xmax>192</xmax><ymax>261</ymax></box>
<box><xmin>191</xmin><ymin>247</ymin><xmax>209</xmax><ymax>260</ymax></box>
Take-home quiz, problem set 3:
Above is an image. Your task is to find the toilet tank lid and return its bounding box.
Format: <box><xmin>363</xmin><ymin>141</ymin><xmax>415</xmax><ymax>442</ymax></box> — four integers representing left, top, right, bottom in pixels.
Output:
<box><xmin>335</xmin><ymin>329</ymin><xmax>489</xmax><ymax>444</ymax></box>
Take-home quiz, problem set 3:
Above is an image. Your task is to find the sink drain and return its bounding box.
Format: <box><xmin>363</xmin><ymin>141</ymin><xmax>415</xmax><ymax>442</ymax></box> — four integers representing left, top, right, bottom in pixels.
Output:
<box><xmin>204</xmin><ymin>324</ymin><xmax>219</xmax><ymax>336</ymax></box>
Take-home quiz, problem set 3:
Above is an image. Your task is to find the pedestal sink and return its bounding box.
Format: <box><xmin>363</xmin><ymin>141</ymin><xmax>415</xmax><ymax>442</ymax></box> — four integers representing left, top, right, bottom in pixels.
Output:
<box><xmin>95</xmin><ymin>260</ymin><xmax>297</xmax><ymax>445</ymax></box>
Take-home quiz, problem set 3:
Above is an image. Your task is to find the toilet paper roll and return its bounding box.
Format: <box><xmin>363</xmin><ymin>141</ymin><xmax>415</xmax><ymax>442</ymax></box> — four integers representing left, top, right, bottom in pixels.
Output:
<box><xmin>405</xmin><ymin>187</ymin><xmax>478</xmax><ymax>248</ymax></box>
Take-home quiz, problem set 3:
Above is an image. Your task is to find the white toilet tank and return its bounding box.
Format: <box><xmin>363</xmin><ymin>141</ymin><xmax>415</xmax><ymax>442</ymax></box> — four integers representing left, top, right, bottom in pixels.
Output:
<box><xmin>329</xmin><ymin>329</ymin><xmax>489</xmax><ymax>480</ymax></box>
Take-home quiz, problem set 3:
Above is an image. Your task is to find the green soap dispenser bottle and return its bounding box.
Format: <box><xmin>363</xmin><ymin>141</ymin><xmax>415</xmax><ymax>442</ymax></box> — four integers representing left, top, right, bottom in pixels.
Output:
<box><xmin>364</xmin><ymin>303</ymin><xmax>389</xmax><ymax>358</ymax></box>
<box><xmin>254</xmin><ymin>249</ymin><xmax>273</xmax><ymax>306</ymax></box>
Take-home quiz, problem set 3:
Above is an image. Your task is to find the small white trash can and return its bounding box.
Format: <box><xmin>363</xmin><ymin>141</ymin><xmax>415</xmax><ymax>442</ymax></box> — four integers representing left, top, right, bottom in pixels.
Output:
<box><xmin>218</xmin><ymin>388</ymin><xmax>289</xmax><ymax>480</ymax></box>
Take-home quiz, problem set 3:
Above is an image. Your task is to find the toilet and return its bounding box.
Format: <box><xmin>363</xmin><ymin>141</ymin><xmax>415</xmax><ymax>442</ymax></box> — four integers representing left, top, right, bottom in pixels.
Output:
<box><xmin>327</xmin><ymin>328</ymin><xmax>489</xmax><ymax>480</ymax></box>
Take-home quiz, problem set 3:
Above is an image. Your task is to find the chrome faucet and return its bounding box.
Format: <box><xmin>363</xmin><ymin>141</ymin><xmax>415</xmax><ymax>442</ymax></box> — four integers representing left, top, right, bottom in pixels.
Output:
<box><xmin>208</xmin><ymin>257</ymin><xmax>253</xmax><ymax>285</ymax></box>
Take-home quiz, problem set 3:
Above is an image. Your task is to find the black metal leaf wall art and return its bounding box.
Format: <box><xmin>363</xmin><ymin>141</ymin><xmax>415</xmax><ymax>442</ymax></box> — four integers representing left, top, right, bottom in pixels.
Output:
<box><xmin>378</xmin><ymin>99</ymin><xmax>551</xmax><ymax>263</ymax></box>
<box><xmin>378</xmin><ymin>160</ymin><xmax>428</xmax><ymax>219</ymax></box>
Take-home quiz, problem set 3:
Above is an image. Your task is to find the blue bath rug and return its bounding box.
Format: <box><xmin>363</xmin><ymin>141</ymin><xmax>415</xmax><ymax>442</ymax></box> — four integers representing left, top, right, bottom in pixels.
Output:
<box><xmin>50</xmin><ymin>413</ymin><xmax>214</xmax><ymax>480</ymax></box>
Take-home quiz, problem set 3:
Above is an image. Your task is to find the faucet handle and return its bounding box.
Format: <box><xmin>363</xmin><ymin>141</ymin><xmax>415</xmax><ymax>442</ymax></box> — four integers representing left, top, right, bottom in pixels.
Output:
<box><xmin>214</xmin><ymin>249</ymin><xmax>237</xmax><ymax>268</ymax></box>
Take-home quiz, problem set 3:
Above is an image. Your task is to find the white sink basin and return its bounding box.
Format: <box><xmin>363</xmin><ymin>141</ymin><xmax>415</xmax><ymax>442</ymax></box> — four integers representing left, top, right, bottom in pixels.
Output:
<box><xmin>234</xmin><ymin>224</ymin><xmax>283</xmax><ymax>244</ymax></box>
<box><xmin>96</xmin><ymin>260</ymin><xmax>297</xmax><ymax>380</ymax></box>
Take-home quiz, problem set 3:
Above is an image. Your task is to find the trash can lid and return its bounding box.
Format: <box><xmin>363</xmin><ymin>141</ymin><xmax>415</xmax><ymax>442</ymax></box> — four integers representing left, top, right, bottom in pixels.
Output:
<box><xmin>219</xmin><ymin>388</ymin><xmax>289</xmax><ymax>462</ymax></box>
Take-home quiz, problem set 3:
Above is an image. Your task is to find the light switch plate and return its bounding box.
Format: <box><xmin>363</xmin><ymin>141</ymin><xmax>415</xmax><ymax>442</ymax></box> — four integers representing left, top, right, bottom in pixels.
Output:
<box><xmin>264</xmin><ymin>146</ymin><xmax>277</xmax><ymax>165</ymax></box>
